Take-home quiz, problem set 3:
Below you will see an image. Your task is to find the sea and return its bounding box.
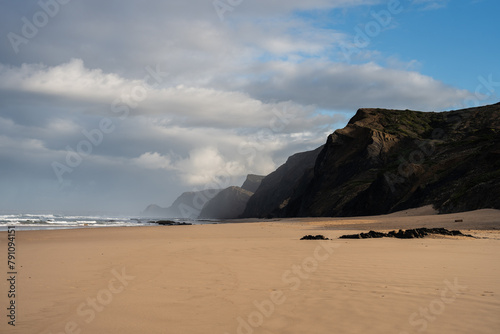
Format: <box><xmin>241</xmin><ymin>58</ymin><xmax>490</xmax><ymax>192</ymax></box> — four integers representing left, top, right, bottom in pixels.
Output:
<box><xmin>0</xmin><ymin>213</ymin><xmax>216</xmax><ymax>231</ymax></box>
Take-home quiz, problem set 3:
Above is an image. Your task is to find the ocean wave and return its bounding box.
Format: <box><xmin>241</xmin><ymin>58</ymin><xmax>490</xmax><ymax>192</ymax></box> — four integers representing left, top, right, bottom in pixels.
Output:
<box><xmin>0</xmin><ymin>213</ymin><xmax>213</xmax><ymax>230</ymax></box>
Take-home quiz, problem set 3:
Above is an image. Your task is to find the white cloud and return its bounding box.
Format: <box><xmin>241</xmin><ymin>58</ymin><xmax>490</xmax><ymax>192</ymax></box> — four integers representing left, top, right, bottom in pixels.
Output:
<box><xmin>0</xmin><ymin>59</ymin><xmax>340</xmax><ymax>130</ymax></box>
<box><xmin>237</xmin><ymin>60</ymin><xmax>473</xmax><ymax>111</ymax></box>
<box><xmin>412</xmin><ymin>0</ymin><xmax>448</xmax><ymax>10</ymax></box>
<box><xmin>132</xmin><ymin>152</ymin><xmax>174</xmax><ymax>171</ymax></box>
<box><xmin>133</xmin><ymin>147</ymin><xmax>247</xmax><ymax>186</ymax></box>
<box><xmin>0</xmin><ymin>135</ymin><xmax>46</xmax><ymax>152</ymax></box>
<box><xmin>0</xmin><ymin>59</ymin><xmax>130</xmax><ymax>101</ymax></box>
<box><xmin>177</xmin><ymin>147</ymin><xmax>246</xmax><ymax>185</ymax></box>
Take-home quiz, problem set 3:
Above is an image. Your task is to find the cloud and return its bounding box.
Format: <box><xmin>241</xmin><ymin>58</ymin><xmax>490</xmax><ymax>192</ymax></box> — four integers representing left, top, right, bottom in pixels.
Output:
<box><xmin>133</xmin><ymin>146</ymin><xmax>243</xmax><ymax>187</ymax></box>
<box><xmin>236</xmin><ymin>60</ymin><xmax>473</xmax><ymax>111</ymax></box>
<box><xmin>133</xmin><ymin>152</ymin><xmax>175</xmax><ymax>171</ymax></box>
<box><xmin>0</xmin><ymin>0</ymin><xmax>377</xmax><ymax>73</ymax></box>
<box><xmin>412</xmin><ymin>0</ymin><xmax>449</xmax><ymax>10</ymax></box>
<box><xmin>0</xmin><ymin>59</ymin><xmax>139</xmax><ymax>102</ymax></box>
<box><xmin>175</xmin><ymin>146</ymin><xmax>246</xmax><ymax>186</ymax></box>
<box><xmin>0</xmin><ymin>59</ymin><xmax>343</xmax><ymax>130</ymax></box>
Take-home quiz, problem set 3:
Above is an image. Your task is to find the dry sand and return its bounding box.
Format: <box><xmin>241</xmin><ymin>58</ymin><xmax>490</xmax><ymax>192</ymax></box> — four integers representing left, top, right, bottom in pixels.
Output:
<box><xmin>2</xmin><ymin>208</ymin><xmax>500</xmax><ymax>334</ymax></box>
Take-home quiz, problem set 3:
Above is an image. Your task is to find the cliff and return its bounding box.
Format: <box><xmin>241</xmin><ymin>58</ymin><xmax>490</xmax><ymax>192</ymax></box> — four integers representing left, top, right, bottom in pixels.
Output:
<box><xmin>242</xmin><ymin>102</ymin><xmax>500</xmax><ymax>217</ymax></box>
<box><xmin>198</xmin><ymin>186</ymin><xmax>254</xmax><ymax>219</ymax></box>
<box><xmin>241</xmin><ymin>146</ymin><xmax>324</xmax><ymax>218</ymax></box>
<box><xmin>241</xmin><ymin>174</ymin><xmax>265</xmax><ymax>193</ymax></box>
<box><xmin>142</xmin><ymin>189</ymin><xmax>222</xmax><ymax>218</ymax></box>
<box><xmin>143</xmin><ymin>174</ymin><xmax>264</xmax><ymax>219</ymax></box>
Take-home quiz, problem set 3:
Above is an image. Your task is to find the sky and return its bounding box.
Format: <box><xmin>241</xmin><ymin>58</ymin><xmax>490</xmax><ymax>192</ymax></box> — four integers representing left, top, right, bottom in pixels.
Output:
<box><xmin>0</xmin><ymin>0</ymin><xmax>498</xmax><ymax>215</ymax></box>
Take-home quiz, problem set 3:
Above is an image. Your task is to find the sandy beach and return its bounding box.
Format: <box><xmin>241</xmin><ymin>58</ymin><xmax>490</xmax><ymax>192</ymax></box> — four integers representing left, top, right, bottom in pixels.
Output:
<box><xmin>2</xmin><ymin>208</ymin><xmax>500</xmax><ymax>334</ymax></box>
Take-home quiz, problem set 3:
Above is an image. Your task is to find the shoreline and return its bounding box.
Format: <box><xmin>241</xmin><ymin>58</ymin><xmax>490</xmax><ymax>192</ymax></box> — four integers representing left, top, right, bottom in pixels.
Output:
<box><xmin>2</xmin><ymin>207</ymin><xmax>499</xmax><ymax>233</ymax></box>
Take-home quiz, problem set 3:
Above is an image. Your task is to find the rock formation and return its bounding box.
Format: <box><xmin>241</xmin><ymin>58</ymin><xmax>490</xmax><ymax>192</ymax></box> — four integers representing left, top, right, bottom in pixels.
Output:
<box><xmin>242</xmin><ymin>102</ymin><xmax>500</xmax><ymax>217</ymax></box>
<box><xmin>241</xmin><ymin>174</ymin><xmax>265</xmax><ymax>193</ymax></box>
<box><xmin>339</xmin><ymin>228</ymin><xmax>474</xmax><ymax>239</ymax></box>
<box><xmin>142</xmin><ymin>189</ymin><xmax>222</xmax><ymax>218</ymax></box>
<box><xmin>198</xmin><ymin>186</ymin><xmax>254</xmax><ymax>219</ymax></box>
<box><xmin>143</xmin><ymin>174</ymin><xmax>264</xmax><ymax>219</ymax></box>
<box><xmin>241</xmin><ymin>146</ymin><xmax>324</xmax><ymax>218</ymax></box>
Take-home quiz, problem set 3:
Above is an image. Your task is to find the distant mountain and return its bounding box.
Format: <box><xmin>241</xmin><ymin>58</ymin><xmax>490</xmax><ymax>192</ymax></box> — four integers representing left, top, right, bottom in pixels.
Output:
<box><xmin>143</xmin><ymin>204</ymin><xmax>168</xmax><ymax>217</ymax></box>
<box><xmin>142</xmin><ymin>189</ymin><xmax>222</xmax><ymax>218</ymax></box>
<box><xmin>143</xmin><ymin>174</ymin><xmax>265</xmax><ymax>219</ymax></box>
<box><xmin>198</xmin><ymin>186</ymin><xmax>254</xmax><ymax>219</ymax></box>
<box><xmin>242</xmin><ymin>102</ymin><xmax>500</xmax><ymax>217</ymax></box>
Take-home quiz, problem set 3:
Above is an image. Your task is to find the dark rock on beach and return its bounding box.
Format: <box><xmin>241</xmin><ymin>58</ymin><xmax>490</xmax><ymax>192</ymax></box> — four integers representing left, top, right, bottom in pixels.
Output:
<box><xmin>153</xmin><ymin>220</ymin><xmax>192</xmax><ymax>226</ymax></box>
<box><xmin>361</xmin><ymin>231</ymin><xmax>386</xmax><ymax>239</ymax></box>
<box><xmin>339</xmin><ymin>227</ymin><xmax>473</xmax><ymax>239</ymax></box>
<box><xmin>300</xmin><ymin>235</ymin><xmax>330</xmax><ymax>240</ymax></box>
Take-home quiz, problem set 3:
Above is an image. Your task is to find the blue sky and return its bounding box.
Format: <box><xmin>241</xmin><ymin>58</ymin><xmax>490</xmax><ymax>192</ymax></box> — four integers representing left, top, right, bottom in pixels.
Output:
<box><xmin>0</xmin><ymin>0</ymin><xmax>498</xmax><ymax>214</ymax></box>
<box><xmin>290</xmin><ymin>0</ymin><xmax>499</xmax><ymax>92</ymax></box>
<box><xmin>364</xmin><ymin>0</ymin><xmax>499</xmax><ymax>91</ymax></box>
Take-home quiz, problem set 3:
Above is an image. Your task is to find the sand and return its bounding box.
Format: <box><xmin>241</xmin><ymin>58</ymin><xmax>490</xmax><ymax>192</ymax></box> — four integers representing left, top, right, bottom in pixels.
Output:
<box><xmin>2</xmin><ymin>208</ymin><xmax>500</xmax><ymax>334</ymax></box>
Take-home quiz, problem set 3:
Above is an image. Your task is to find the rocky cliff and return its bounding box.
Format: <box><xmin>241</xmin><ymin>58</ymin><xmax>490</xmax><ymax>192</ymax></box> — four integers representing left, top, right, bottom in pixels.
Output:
<box><xmin>197</xmin><ymin>174</ymin><xmax>265</xmax><ymax>219</ymax></box>
<box><xmin>142</xmin><ymin>189</ymin><xmax>222</xmax><ymax>218</ymax></box>
<box><xmin>241</xmin><ymin>146</ymin><xmax>324</xmax><ymax>218</ymax></box>
<box><xmin>143</xmin><ymin>173</ymin><xmax>264</xmax><ymax>219</ymax></box>
<box><xmin>242</xmin><ymin>103</ymin><xmax>500</xmax><ymax>217</ymax></box>
<box><xmin>198</xmin><ymin>186</ymin><xmax>254</xmax><ymax>219</ymax></box>
<box><xmin>241</xmin><ymin>174</ymin><xmax>265</xmax><ymax>193</ymax></box>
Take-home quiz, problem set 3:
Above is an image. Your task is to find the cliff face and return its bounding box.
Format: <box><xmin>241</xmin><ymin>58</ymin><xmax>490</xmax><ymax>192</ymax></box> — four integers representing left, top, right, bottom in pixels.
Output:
<box><xmin>197</xmin><ymin>175</ymin><xmax>264</xmax><ymax>219</ymax></box>
<box><xmin>143</xmin><ymin>174</ymin><xmax>265</xmax><ymax>219</ymax></box>
<box><xmin>243</xmin><ymin>103</ymin><xmax>500</xmax><ymax>217</ymax></box>
<box><xmin>198</xmin><ymin>186</ymin><xmax>254</xmax><ymax>219</ymax></box>
<box><xmin>142</xmin><ymin>189</ymin><xmax>222</xmax><ymax>218</ymax></box>
<box><xmin>241</xmin><ymin>146</ymin><xmax>323</xmax><ymax>218</ymax></box>
<box><xmin>241</xmin><ymin>174</ymin><xmax>265</xmax><ymax>193</ymax></box>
